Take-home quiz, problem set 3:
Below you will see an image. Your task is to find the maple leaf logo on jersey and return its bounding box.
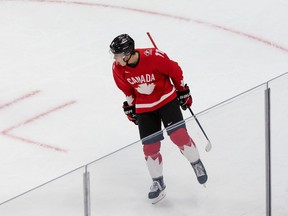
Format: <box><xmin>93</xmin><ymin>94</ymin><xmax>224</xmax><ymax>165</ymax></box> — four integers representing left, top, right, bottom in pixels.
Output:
<box><xmin>136</xmin><ymin>83</ymin><xmax>155</xmax><ymax>95</ymax></box>
<box><xmin>144</xmin><ymin>49</ymin><xmax>152</xmax><ymax>56</ymax></box>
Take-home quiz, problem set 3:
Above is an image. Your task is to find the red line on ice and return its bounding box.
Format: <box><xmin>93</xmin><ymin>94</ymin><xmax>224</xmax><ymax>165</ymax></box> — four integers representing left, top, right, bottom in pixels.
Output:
<box><xmin>19</xmin><ymin>0</ymin><xmax>288</xmax><ymax>53</ymax></box>
<box><xmin>0</xmin><ymin>90</ymin><xmax>76</xmax><ymax>152</ymax></box>
<box><xmin>2</xmin><ymin>100</ymin><xmax>76</xmax><ymax>133</ymax></box>
<box><xmin>3</xmin><ymin>133</ymin><xmax>68</xmax><ymax>153</ymax></box>
<box><xmin>1</xmin><ymin>100</ymin><xmax>76</xmax><ymax>153</ymax></box>
<box><xmin>0</xmin><ymin>90</ymin><xmax>40</xmax><ymax>110</ymax></box>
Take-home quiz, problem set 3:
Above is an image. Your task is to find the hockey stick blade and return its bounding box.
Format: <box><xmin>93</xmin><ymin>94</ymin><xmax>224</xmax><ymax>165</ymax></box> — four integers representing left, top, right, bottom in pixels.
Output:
<box><xmin>205</xmin><ymin>140</ymin><xmax>212</xmax><ymax>152</ymax></box>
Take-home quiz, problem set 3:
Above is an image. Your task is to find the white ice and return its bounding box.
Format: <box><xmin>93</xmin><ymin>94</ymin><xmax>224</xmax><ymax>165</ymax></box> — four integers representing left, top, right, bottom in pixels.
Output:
<box><xmin>0</xmin><ymin>0</ymin><xmax>288</xmax><ymax>215</ymax></box>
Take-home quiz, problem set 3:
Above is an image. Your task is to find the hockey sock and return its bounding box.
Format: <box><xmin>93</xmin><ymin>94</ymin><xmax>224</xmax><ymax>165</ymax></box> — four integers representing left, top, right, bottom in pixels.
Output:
<box><xmin>169</xmin><ymin>128</ymin><xmax>200</xmax><ymax>163</ymax></box>
<box><xmin>143</xmin><ymin>142</ymin><xmax>163</xmax><ymax>179</ymax></box>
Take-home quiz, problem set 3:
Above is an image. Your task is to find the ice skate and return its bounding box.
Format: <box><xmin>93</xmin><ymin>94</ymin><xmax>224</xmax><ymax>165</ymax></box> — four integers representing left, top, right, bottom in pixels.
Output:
<box><xmin>191</xmin><ymin>159</ymin><xmax>208</xmax><ymax>185</ymax></box>
<box><xmin>148</xmin><ymin>176</ymin><xmax>166</xmax><ymax>204</ymax></box>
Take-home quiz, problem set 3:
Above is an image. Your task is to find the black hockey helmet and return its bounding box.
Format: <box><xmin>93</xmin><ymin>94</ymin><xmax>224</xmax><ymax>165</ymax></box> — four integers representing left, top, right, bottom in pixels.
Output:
<box><xmin>110</xmin><ymin>34</ymin><xmax>135</xmax><ymax>56</ymax></box>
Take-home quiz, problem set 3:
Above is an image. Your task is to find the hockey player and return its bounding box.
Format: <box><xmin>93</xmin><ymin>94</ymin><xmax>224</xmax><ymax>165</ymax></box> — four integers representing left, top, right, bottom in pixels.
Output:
<box><xmin>110</xmin><ymin>34</ymin><xmax>208</xmax><ymax>204</ymax></box>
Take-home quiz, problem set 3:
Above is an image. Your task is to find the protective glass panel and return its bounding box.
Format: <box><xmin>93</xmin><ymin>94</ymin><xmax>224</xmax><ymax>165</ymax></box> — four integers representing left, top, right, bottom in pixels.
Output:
<box><xmin>195</xmin><ymin>84</ymin><xmax>267</xmax><ymax>216</ymax></box>
<box><xmin>269</xmin><ymin>73</ymin><xmax>288</xmax><ymax>215</ymax></box>
<box><xmin>0</xmin><ymin>167</ymin><xmax>85</xmax><ymax>216</ymax></box>
<box><xmin>88</xmin><ymin>84</ymin><xmax>267</xmax><ymax>216</ymax></box>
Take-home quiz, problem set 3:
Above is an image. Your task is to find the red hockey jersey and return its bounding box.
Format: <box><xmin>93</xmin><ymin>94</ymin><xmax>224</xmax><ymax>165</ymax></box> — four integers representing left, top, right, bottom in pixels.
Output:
<box><xmin>112</xmin><ymin>48</ymin><xmax>185</xmax><ymax>113</ymax></box>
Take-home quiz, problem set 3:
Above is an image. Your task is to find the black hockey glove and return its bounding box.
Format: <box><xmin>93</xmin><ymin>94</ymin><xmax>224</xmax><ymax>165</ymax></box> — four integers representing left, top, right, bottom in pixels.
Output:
<box><xmin>177</xmin><ymin>84</ymin><xmax>193</xmax><ymax>110</ymax></box>
<box><xmin>123</xmin><ymin>101</ymin><xmax>138</xmax><ymax>125</ymax></box>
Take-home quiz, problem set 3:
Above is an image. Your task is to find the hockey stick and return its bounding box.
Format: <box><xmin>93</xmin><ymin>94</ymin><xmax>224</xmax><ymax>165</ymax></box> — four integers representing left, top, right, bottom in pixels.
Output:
<box><xmin>146</xmin><ymin>32</ymin><xmax>212</xmax><ymax>152</ymax></box>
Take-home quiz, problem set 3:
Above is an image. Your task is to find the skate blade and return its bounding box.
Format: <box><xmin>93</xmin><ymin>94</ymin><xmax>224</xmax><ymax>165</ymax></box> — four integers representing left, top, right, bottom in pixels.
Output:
<box><xmin>151</xmin><ymin>190</ymin><xmax>166</xmax><ymax>204</ymax></box>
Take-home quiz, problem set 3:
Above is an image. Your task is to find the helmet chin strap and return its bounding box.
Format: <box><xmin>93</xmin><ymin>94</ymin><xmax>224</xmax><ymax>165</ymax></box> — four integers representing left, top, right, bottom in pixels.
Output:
<box><xmin>123</xmin><ymin>53</ymin><xmax>132</xmax><ymax>63</ymax></box>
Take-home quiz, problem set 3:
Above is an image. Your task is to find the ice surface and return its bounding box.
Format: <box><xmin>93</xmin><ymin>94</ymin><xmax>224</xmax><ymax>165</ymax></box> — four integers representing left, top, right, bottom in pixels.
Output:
<box><xmin>0</xmin><ymin>0</ymin><xmax>287</xmax><ymax>215</ymax></box>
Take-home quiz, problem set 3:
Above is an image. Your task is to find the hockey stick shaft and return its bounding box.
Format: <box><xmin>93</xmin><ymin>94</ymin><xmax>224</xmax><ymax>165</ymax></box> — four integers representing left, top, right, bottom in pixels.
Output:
<box><xmin>146</xmin><ymin>32</ymin><xmax>212</xmax><ymax>152</ymax></box>
<box><xmin>146</xmin><ymin>32</ymin><xmax>158</xmax><ymax>49</ymax></box>
<box><xmin>188</xmin><ymin>108</ymin><xmax>212</xmax><ymax>152</ymax></box>
<box><xmin>188</xmin><ymin>107</ymin><xmax>209</xmax><ymax>140</ymax></box>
